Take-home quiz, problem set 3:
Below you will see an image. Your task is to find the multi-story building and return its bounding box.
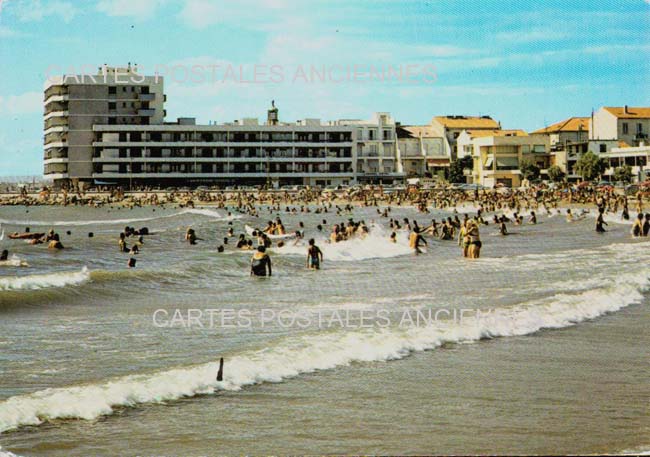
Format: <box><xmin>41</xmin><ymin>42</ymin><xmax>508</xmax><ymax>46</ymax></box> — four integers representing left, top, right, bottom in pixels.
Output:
<box><xmin>430</xmin><ymin>115</ymin><xmax>500</xmax><ymax>160</ymax></box>
<box><xmin>335</xmin><ymin>113</ymin><xmax>404</xmax><ymax>185</ymax></box>
<box><xmin>590</xmin><ymin>106</ymin><xmax>650</xmax><ymax>146</ymax></box>
<box><xmin>531</xmin><ymin>117</ymin><xmax>589</xmax><ymax>150</ymax></box>
<box><xmin>92</xmin><ymin>115</ymin><xmax>355</xmax><ymax>188</ymax></box>
<box><xmin>456</xmin><ymin>129</ymin><xmax>528</xmax><ymax>159</ymax></box>
<box><xmin>43</xmin><ymin>65</ymin><xmax>165</xmax><ymax>186</ymax></box>
<box><xmin>601</xmin><ymin>145</ymin><xmax>650</xmax><ymax>183</ymax></box>
<box><xmin>470</xmin><ymin>134</ymin><xmax>551</xmax><ymax>188</ymax></box>
<box><xmin>554</xmin><ymin>139</ymin><xmax>618</xmax><ymax>180</ymax></box>
<box><xmin>44</xmin><ymin>67</ymin><xmax>381</xmax><ymax>188</ymax></box>
<box><xmin>395</xmin><ymin>124</ymin><xmax>448</xmax><ymax>178</ymax></box>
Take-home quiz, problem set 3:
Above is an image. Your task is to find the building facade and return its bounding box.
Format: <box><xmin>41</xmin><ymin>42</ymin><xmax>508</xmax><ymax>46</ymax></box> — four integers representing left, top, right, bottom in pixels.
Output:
<box><xmin>44</xmin><ymin>66</ymin><xmax>165</xmax><ymax>186</ymax></box>
<box><xmin>430</xmin><ymin>115</ymin><xmax>500</xmax><ymax>160</ymax></box>
<box><xmin>471</xmin><ymin>135</ymin><xmax>551</xmax><ymax>188</ymax></box>
<box><xmin>396</xmin><ymin>124</ymin><xmax>448</xmax><ymax>178</ymax></box>
<box><xmin>590</xmin><ymin>106</ymin><xmax>650</xmax><ymax>146</ymax></box>
<box><xmin>335</xmin><ymin>113</ymin><xmax>404</xmax><ymax>185</ymax></box>
<box><xmin>531</xmin><ymin>117</ymin><xmax>589</xmax><ymax>151</ymax></box>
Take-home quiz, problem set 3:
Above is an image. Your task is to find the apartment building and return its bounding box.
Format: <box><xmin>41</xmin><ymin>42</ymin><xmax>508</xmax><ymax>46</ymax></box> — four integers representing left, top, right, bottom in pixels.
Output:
<box><xmin>601</xmin><ymin>145</ymin><xmax>650</xmax><ymax>183</ymax></box>
<box><xmin>335</xmin><ymin>113</ymin><xmax>405</xmax><ymax>185</ymax></box>
<box><xmin>43</xmin><ymin>65</ymin><xmax>165</xmax><ymax>185</ymax></box>
<box><xmin>430</xmin><ymin>115</ymin><xmax>500</xmax><ymax>160</ymax></box>
<box><xmin>92</xmin><ymin>116</ymin><xmax>355</xmax><ymax>188</ymax></box>
<box><xmin>45</xmin><ymin>67</ymin><xmax>382</xmax><ymax>188</ymax></box>
<box><xmin>590</xmin><ymin>106</ymin><xmax>650</xmax><ymax>146</ymax></box>
<box><xmin>470</xmin><ymin>135</ymin><xmax>551</xmax><ymax>188</ymax></box>
<box><xmin>457</xmin><ymin>129</ymin><xmax>528</xmax><ymax>159</ymax></box>
<box><xmin>531</xmin><ymin>117</ymin><xmax>589</xmax><ymax>150</ymax></box>
<box><xmin>396</xmin><ymin>124</ymin><xmax>448</xmax><ymax>178</ymax></box>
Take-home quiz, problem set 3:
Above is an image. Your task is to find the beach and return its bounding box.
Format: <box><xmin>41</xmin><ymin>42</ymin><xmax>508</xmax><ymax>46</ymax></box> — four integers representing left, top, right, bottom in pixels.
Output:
<box><xmin>0</xmin><ymin>197</ymin><xmax>649</xmax><ymax>455</ymax></box>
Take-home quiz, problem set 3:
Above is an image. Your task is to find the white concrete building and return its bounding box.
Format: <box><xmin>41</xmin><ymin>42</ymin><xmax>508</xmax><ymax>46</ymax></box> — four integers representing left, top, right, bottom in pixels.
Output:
<box><xmin>601</xmin><ymin>144</ymin><xmax>650</xmax><ymax>183</ymax></box>
<box><xmin>335</xmin><ymin>113</ymin><xmax>405</xmax><ymax>185</ymax></box>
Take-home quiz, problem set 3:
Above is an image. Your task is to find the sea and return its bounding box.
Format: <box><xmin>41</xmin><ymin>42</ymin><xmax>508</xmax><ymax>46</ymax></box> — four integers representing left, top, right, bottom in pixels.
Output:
<box><xmin>0</xmin><ymin>203</ymin><xmax>648</xmax><ymax>456</ymax></box>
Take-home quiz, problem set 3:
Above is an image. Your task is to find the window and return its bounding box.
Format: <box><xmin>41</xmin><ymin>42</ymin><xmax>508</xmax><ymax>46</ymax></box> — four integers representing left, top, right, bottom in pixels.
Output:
<box><xmin>122</xmin><ymin>86</ymin><xmax>127</xmax><ymax>92</ymax></box>
<box><xmin>521</xmin><ymin>145</ymin><xmax>530</xmax><ymax>154</ymax></box>
<box><xmin>122</xmin><ymin>102</ymin><xmax>126</xmax><ymax>108</ymax></box>
<box><xmin>622</xmin><ymin>122</ymin><xmax>629</xmax><ymax>134</ymax></box>
<box><xmin>108</xmin><ymin>102</ymin><xmax>116</xmax><ymax>110</ymax></box>
<box><xmin>108</xmin><ymin>117</ymin><xmax>116</xmax><ymax>125</ymax></box>
<box><xmin>108</xmin><ymin>86</ymin><xmax>117</xmax><ymax>95</ymax></box>
<box><xmin>368</xmin><ymin>129</ymin><xmax>376</xmax><ymax>140</ymax></box>
<box><xmin>533</xmin><ymin>145</ymin><xmax>546</xmax><ymax>153</ymax></box>
<box><xmin>599</xmin><ymin>144</ymin><xmax>607</xmax><ymax>153</ymax></box>
<box><xmin>638</xmin><ymin>123</ymin><xmax>643</xmax><ymax>133</ymax></box>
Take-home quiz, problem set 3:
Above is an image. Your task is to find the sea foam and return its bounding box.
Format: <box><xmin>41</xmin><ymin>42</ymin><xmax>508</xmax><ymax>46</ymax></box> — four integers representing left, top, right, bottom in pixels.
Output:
<box><xmin>0</xmin><ymin>268</ymin><xmax>646</xmax><ymax>434</ymax></box>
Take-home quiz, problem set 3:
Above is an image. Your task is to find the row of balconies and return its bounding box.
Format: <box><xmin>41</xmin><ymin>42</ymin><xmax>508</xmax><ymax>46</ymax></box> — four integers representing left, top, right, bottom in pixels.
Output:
<box><xmin>98</xmin><ymin>133</ymin><xmax>353</xmax><ymax>143</ymax></box>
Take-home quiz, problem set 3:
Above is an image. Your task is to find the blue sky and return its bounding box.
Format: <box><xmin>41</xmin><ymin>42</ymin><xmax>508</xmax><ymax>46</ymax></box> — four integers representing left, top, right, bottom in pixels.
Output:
<box><xmin>0</xmin><ymin>0</ymin><xmax>649</xmax><ymax>175</ymax></box>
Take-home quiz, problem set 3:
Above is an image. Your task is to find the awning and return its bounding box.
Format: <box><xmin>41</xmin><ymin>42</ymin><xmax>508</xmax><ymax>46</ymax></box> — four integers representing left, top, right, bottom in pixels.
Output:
<box><xmin>484</xmin><ymin>157</ymin><xmax>493</xmax><ymax>168</ymax></box>
<box><xmin>427</xmin><ymin>158</ymin><xmax>450</xmax><ymax>167</ymax></box>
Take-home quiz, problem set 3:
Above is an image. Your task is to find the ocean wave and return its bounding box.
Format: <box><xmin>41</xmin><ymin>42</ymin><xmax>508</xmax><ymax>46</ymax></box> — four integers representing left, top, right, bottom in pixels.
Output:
<box><xmin>0</xmin><ymin>267</ymin><xmax>89</xmax><ymax>291</ymax></box>
<box><xmin>0</xmin><ymin>255</ymin><xmax>29</xmax><ymax>267</ymax></box>
<box><xmin>0</xmin><ymin>207</ymin><xmax>231</xmax><ymax>227</ymax></box>
<box><xmin>0</xmin><ymin>268</ymin><xmax>646</xmax><ymax>434</ymax></box>
<box><xmin>273</xmin><ymin>224</ymin><xmax>413</xmax><ymax>261</ymax></box>
<box><xmin>0</xmin><ymin>446</ymin><xmax>22</xmax><ymax>457</ymax></box>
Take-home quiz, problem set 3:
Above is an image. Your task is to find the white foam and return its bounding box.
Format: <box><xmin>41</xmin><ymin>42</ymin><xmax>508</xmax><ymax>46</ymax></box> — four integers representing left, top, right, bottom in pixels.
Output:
<box><xmin>273</xmin><ymin>224</ymin><xmax>413</xmax><ymax>261</ymax></box>
<box><xmin>0</xmin><ymin>255</ymin><xmax>28</xmax><ymax>267</ymax></box>
<box><xmin>0</xmin><ymin>267</ymin><xmax>89</xmax><ymax>291</ymax></box>
<box><xmin>0</xmin><ymin>268</ymin><xmax>646</xmax><ymax>434</ymax></box>
<box><xmin>0</xmin><ymin>207</ymin><xmax>233</xmax><ymax>227</ymax></box>
<box><xmin>0</xmin><ymin>446</ymin><xmax>22</xmax><ymax>457</ymax></box>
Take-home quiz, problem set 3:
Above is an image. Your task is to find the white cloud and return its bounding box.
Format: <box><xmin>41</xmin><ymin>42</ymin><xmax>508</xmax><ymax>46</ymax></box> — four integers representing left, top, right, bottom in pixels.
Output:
<box><xmin>178</xmin><ymin>0</ymin><xmax>219</xmax><ymax>29</ymax></box>
<box><xmin>0</xmin><ymin>91</ymin><xmax>42</xmax><ymax>116</ymax></box>
<box><xmin>10</xmin><ymin>0</ymin><xmax>77</xmax><ymax>22</ymax></box>
<box><xmin>96</xmin><ymin>0</ymin><xmax>165</xmax><ymax>19</ymax></box>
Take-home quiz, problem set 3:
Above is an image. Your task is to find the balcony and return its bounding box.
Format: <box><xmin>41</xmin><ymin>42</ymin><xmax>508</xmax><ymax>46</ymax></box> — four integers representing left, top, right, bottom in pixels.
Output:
<box><xmin>138</xmin><ymin>109</ymin><xmax>156</xmax><ymax>117</ymax></box>
<box><xmin>138</xmin><ymin>93</ymin><xmax>156</xmax><ymax>101</ymax></box>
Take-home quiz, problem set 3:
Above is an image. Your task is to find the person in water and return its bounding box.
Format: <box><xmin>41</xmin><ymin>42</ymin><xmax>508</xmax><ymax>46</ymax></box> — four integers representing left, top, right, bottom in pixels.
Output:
<box><xmin>643</xmin><ymin>213</ymin><xmax>650</xmax><ymax>237</ymax></box>
<box><xmin>250</xmin><ymin>245</ymin><xmax>272</xmax><ymax>277</ymax></box>
<box><xmin>409</xmin><ymin>227</ymin><xmax>428</xmax><ymax>255</ymax></box>
<box><xmin>466</xmin><ymin>220</ymin><xmax>482</xmax><ymax>259</ymax></box>
<box><xmin>632</xmin><ymin>213</ymin><xmax>643</xmax><ymax>237</ymax></box>
<box><xmin>0</xmin><ymin>249</ymin><xmax>8</xmax><ymax>261</ymax></box>
<box><xmin>47</xmin><ymin>233</ymin><xmax>64</xmax><ymax>250</ymax></box>
<box><xmin>306</xmin><ymin>238</ymin><xmax>323</xmax><ymax>270</ymax></box>
<box><xmin>596</xmin><ymin>208</ymin><xmax>608</xmax><ymax>233</ymax></box>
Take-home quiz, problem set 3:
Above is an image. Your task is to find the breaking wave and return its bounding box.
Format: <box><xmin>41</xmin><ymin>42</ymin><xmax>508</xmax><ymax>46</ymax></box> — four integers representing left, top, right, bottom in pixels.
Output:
<box><xmin>0</xmin><ymin>268</ymin><xmax>646</xmax><ymax>434</ymax></box>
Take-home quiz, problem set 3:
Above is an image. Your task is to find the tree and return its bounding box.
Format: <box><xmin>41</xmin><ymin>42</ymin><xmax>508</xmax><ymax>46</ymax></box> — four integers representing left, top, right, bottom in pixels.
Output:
<box><xmin>547</xmin><ymin>165</ymin><xmax>566</xmax><ymax>183</ymax></box>
<box><xmin>519</xmin><ymin>159</ymin><xmax>540</xmax><ymax>181</ymax></box>
<box><xmin>613</xmin><ymin>165</ymin><xmax>633</xmax><ymax>183</ymax></box>
<box><xmin>574</xmin><ymin>151</ymin><xmax>606</xmax><ymax>181</ymax></box>
<box><xmin>447</xmin><ymin>156</ymin><xmax>474</xmax><ymax>183</ymax></box>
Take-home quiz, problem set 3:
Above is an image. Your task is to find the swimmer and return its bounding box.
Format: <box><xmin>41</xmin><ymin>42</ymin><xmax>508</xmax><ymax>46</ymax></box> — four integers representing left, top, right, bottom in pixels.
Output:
<box><xmin>409</xmin><ymin>227</ymin><xmax>427</xmax><ymax>255</ymax></box>
<box><xmin>0</xmin><ymin>249</ymin><xmax>8</xmax><ymax>261</ymax></box>
<box><xmin>306</xmin><ymin>238</ymin><xmax>323</xmax><ymax>270</ymax></box>
<box><xmin>595</xmin><ymin>209</ymin><xmax>607</xmax><ymax>233</ymax></box>
<box><xmin>250</xmin><ymin>245</ymin><xmax>272</xmax><ymax>277</ymax></box>
<box><xmin>632</xmin><ymin>213</ymin><xmax>643</xmax><ymax>237</ymax></box>
<box><xmin>529</xmin><ymin>211</ymin><xmax>537</xmax><ymax>225</ymax></box>
<box><xmin>47</xmin><ymin>234</ymin><xmax>64</xmax><ymax>250</ymax></box>
<box><xmin>466</xmin><ymin>220</ymin><xmax>482</xmax><ymax>259</ymax></box>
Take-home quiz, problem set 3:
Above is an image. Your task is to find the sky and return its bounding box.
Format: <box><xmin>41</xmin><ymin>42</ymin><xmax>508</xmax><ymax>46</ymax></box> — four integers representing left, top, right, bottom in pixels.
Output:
<box><xmin>0</xmin><ymin>0</ymin><xmax>649</xmax><ymax>176</ymax></box>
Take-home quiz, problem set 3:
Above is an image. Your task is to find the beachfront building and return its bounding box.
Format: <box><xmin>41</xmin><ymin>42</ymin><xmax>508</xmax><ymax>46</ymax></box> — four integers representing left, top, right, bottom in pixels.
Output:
<box><xmin>457</xmin><ymin>129</ymin><xmax>528</xmax><ymax>159</ymax></box>
<box><xmin>43</xmin><ymin>65</ymin><xmax>165</xmax><ymax>186</ymax></box>
<box><xmin>335</xmin><ymin>113</ymin><xmax>405</xmax><ymax>185</ymax></box>
<box><xmin>470</xmin><ymin>135</ymin><xmax>551</xmax><ymax>188</ymax></box>
<box><xmin>92</xmin><ymin>114</ymin><xmax>356</xmax><ymax>188</ymax></box>
<box><xmin>430</xmin><ymin>115</ymin><xmax>500</xmax><ymax>160</ymax></box>
<box><xmin>531</xmin><ymin>117</ymin><xmax>589</xmax><ymax>151</ymax></box>
<box><xmin>600</xmin><ymin>144</ymin><xmax>650</xmax><ymax>183</ymax></box>
<box><xmin>590</xmin><ymin>106</ymin><xmax>650</xmax><ymax>146</ymax></box>
<box><xmin>554</xmin><ymin>139</ymin><xmax>619</xmax><ymax>180</ymax></box>
<box><xmin>45</xmin><ymin>67</ymin><xmax>383</xmax><ymax>188</ymax></box>
<box><xmin>395</xmin><ymin>124</ymin><xmax>448</xmax><ymax>178</ymax></box>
